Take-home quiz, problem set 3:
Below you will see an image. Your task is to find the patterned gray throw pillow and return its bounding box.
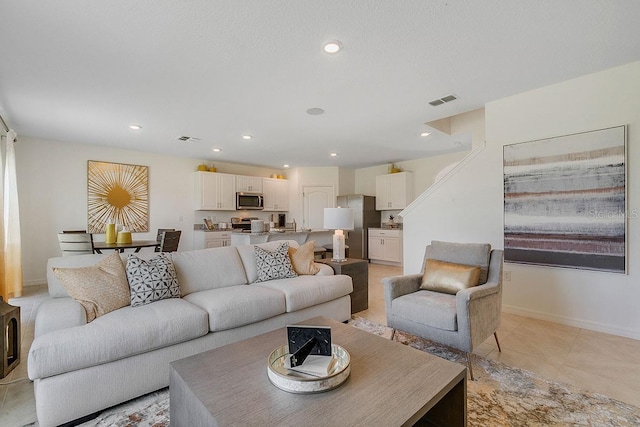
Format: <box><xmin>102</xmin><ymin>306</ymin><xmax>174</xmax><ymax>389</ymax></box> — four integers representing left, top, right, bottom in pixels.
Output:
<box><xmin>126</xmin><ymin>253</ymin><xmax>181</xmax><ymax>306</ymax></box>
<box><xmin>254</xmin><ymin>242</ymin><xmax>297</xmax><ymax>282</ymax></box>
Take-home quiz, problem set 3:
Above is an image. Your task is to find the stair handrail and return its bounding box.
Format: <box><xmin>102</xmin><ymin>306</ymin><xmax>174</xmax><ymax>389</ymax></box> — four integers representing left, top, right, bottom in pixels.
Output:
<box><xmin>399</xmin><ymin>141</ymin><xmax>487</xmax><ymax>217</ymax></box>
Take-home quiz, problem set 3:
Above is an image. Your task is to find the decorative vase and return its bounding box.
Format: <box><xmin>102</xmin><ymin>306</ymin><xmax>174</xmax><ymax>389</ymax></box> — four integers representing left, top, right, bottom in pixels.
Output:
<box><xmin>117</xmin><ymin>230</ymin><xmax>132</xmax><ymax>244</ymax></box>
<box><xmin>105</xmin><ymin>223</ymin><xmax>116</xmax><ymax>244</ymax></box>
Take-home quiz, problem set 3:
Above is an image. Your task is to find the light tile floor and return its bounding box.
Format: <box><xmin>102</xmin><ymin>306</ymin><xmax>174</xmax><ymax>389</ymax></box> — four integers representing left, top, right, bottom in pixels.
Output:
<box><xmin>3</xmin><ymin>264</ymin><xmax>640</xmax><ymax>426</ymax></box>
<box><xmin>1</xmin><ymin>285</ymin><xmax>48</xmax><ymax>427</ymax></box>
<box><xmin>364</xmin><ymin>264</ymin><xmax>640</xmax><ymax>409</ymax></box>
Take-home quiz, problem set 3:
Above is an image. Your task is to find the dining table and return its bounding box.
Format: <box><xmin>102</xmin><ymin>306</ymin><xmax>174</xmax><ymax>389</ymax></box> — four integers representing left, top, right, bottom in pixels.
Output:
<box><xmin>93</xmin><ymin>240</ymin><xmax>160</xmax><ymax>254</ymax></box>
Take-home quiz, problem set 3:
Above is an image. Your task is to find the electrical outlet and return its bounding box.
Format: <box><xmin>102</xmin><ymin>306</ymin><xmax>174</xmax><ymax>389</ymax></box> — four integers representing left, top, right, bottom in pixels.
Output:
<box><xmin>504</xmin><ymin>271</ymin><xmax>511</xmax><ymax>281</ymax></box>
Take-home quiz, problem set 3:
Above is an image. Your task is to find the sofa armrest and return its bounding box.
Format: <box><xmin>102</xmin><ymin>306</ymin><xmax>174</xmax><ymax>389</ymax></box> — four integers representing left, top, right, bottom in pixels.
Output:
<box><xmin>457</xmin><ymin>249</ymin><xmax>503</xmax><ymax>303</ymax></box>
<box><xmin>34</xmin><ymin>297</ymin><xmax>87</xmax><ymax>338</ymax></box>
<box><xmin>382</xmin><ymin>274</ymin><xmax>422</xmax><ymax>316</ymax></box>
<box><xmin>456</xmin><ymin>250</ymin><xmax>503</xmax><ymax>349</ymax></box>
<box><xmin>315</xmin><ymin>263</ymin><xmax>335</xmax><ymax>276</ymax></box>
<box><xmin>457</xmin><ymin>280</ymin><xmax>499</xmax><ymax>303</ymax></box>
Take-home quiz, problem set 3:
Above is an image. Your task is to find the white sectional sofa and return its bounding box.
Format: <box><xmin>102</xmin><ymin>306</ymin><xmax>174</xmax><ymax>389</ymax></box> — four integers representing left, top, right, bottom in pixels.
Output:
<box><xmin>28</xmin><ymin>240</ymin><xmax>353</xmax><ymax>427</ymax></box>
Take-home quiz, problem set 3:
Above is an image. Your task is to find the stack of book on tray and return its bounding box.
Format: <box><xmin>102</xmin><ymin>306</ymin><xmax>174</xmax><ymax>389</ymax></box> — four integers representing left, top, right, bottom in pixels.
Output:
<box><xmin>286</xmin><ymin>325</ymin><xmax>335</xmax><ymax>377</ymax></box>
<box><xmin>285</xmin><ymin>354</ymin><xmax>337</xmax><ymax>377</ymax></box>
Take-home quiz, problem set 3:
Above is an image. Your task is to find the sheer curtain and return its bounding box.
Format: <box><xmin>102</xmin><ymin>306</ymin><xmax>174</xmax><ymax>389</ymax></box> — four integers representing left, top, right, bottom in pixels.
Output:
<box><xmin>1</xmin><ymin>129</ymin><xmax>23</xmax><ymax>300</ymax></box>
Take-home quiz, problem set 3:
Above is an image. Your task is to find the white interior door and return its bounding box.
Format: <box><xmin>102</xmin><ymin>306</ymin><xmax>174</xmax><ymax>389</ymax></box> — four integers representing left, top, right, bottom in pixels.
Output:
<box><xmin>303</xmin><ymin>186</ymin><xmax>335</xmax><ymax>230</ymax></box>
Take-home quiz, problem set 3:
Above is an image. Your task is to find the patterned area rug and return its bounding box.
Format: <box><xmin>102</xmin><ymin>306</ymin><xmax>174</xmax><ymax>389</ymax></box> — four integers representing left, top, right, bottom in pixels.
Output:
<box><xmin>67</xmin><ymin>317</ymin><xmax>640</xmax><ymax>426</ymax></box>
<box><xmin>349</xmin><ymin>317</ymin><xmax>640</xmax><ymax>426</ymax></box>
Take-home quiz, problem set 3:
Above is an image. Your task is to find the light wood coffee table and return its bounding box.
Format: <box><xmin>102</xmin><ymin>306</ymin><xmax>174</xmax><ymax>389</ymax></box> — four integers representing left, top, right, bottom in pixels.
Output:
<box><xmin>169</xmin><ymin>317</ymin><xmax>466</xmax><ymax>426</ymax></box>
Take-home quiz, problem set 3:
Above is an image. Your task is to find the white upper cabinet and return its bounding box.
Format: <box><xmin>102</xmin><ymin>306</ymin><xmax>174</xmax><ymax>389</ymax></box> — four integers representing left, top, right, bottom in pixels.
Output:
<box><xmin>236</xmin><ymin>175</ymin><xmax>263</xmax><ymax>193</ymax></box>
<box><xmin>375</xmin><ymin>172</ymin><xmax>413</xmax><ymax>210</ymax></box>
<box><xmin>194</xmin><ymin>172</ymin><xmax>237</xmax><ymax>210</ymax></box>
<box><xmin>263</xmin><ymin>178</ymin><xmax>289</xmax><ymax>211</ymax></box>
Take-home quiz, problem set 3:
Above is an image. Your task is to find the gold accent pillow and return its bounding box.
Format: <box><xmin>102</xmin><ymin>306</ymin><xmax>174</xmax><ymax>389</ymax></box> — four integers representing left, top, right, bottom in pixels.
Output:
<box><xmin>420</xmin><ymin>259</ymin><xmax>481</xmax><ymax>295</ymax></box>
<box><xmin>288</xmin><ymin>240</ymin><xmax>320</xmax><ymax>275</ymax></box>
<box><xmin>53</xmin><ymin>252</ymin><xmax>130</xmax><ymax>322</ymax></box>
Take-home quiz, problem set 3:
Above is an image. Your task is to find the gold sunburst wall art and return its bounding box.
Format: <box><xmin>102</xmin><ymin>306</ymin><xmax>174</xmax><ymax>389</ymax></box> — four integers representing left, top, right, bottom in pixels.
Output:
<box><xmin>87</xmin><ymin>160</ymin><xmax>149</xmax><ymax>233</ymax></box>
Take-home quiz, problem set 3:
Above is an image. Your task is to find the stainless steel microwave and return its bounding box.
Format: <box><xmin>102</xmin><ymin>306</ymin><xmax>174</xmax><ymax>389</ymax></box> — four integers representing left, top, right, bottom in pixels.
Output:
<box><xmin>236</xmin><ymin>192</ymin><xmax>264</xmax><ymax>210</ymax></box>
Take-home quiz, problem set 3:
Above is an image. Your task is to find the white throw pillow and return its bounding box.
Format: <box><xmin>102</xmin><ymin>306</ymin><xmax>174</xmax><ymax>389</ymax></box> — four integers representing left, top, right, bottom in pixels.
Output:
<box><xmin>126</xmin><ymin>253</ymin><xmax>181</xmax><ymax>306</ymax></box>
<box><xmin>254</xmin><ymin>242</ymin><xmax>297</xmax><ymax>282</ymax></box>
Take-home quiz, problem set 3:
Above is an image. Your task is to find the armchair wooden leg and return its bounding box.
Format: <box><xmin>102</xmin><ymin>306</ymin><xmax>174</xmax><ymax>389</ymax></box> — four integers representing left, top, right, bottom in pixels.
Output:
<box><xmin>390</xmin><ymin>328</ymin><xmax>396</xmax><ymax>341</ymax></box>
<box><xmin>467</xmin><ymin>353</ymin><xmax>474</xmax><ymax>381</ymax></box>
<box><xmin>494</xmin><ymin>332</ymin><xmax>502</xmax><ymax>352</ymax></box>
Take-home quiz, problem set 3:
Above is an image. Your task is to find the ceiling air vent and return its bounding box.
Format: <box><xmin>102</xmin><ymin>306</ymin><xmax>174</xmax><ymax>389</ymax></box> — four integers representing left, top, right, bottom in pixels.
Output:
<box><xmin>429</xmin><ymin>94</ymin><xmax>457</xmax><ymax>107</ymax></box>
<box><xmin>177</xmin><ymin>136</ymin><xmax>201</xmax><ymax>143</ymax></box>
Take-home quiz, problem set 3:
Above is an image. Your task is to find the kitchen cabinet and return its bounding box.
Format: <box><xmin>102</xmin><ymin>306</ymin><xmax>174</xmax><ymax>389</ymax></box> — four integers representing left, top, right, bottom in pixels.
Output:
<box><xmin>194</xmin><ymin>172</ymin><xmax>236</xmax><ymax>210</ymax></box>
<box><xmin>236</xmin><ymin>175</ymin><xmax>263</xmax><ymax>193</ymax></box>
<box><xmin>375</xmin><ymin>172</ymin><xmax>413</xmax><ymax>210</ymax></box>
<box><xmin>263</xmin><ymin>178</ymin><xmax>289</xmax><ymax>211</ymax></box>
<box><xmin>193</xmin><ymin>231</ymin><xmax>232</xmax><ymax>250</ymax></box>
<box><xmin>368</xmin><ymin>229</ymin><xmax>402</xmax><ymax>265</ymax></box>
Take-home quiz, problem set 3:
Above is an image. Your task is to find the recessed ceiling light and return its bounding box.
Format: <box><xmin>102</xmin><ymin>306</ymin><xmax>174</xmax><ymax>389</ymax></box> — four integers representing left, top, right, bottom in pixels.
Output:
<box><xmin>420</xmin><ymin>132</ymin><xmax>431</xmax><ymax>137</ymax></box>
<box><xmin>129</xmin><ymin>124</ymin><xmax>142</xmax><ymax>130</ymax></box>
<box><xmin>323</xmin><ymin>40</ymin><xmax>343</xmax><ymax>54</ymax></box>
<box><xmin>283</xmin><ymin>164</ymin><xmax>290</xmax><ymax>168</ymax></box>
<box><xmin>330</xmin><ymin>153</ymin><xmax>338</xmax><ymax>157</ymax></box>
<box><xmin>306</xmin><ymin>107</ymin><xmax>325</xmax><ymax>115</ymax></box>
<box><xmin>242</xmin><ymin>134</ymin><xmax>253</xmax><ymax>140</ymax></box>
<box><xmin>212</xmin><ymin>147</ymin><xmax>222</xmax><ymax>152</ymax></box>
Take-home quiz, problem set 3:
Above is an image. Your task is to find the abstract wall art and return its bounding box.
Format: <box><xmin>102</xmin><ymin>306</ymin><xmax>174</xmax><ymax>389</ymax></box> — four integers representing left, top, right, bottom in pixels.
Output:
<box><xmin>87</xmin><ymin>160</ymin><xmax>149</xmax><ymax>233</ymax></box>
<box><xmin>503</xmin><ymin>126</ymin><xmax>626</xmax><ymax>273</ymax></box>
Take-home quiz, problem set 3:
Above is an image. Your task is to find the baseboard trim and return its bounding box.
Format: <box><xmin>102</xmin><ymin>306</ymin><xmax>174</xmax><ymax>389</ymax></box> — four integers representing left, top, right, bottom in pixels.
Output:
<box><xmin>369</xmin><ymin>260</ymin><xmax>402</xmax><ymax>267</ymax></box>
<box><xmin>502</xmin><ymin>304</ymin><xmax>640</xmax><ymax>341</ymax></box>
<box><xmin>23</xmin><ymin>279</ymin><xmax>47</xmax><ymax>287</ymax></box>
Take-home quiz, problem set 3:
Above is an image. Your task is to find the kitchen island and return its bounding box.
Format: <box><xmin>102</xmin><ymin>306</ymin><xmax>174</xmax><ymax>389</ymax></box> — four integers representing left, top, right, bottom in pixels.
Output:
<box><xmin>229</xmin><ymin>230</ymin><xmax>333</xmax><ymax>249</ymax></box>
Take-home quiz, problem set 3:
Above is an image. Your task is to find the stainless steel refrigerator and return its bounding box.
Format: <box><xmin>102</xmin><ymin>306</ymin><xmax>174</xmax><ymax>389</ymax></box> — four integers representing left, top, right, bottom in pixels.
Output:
<box><xmin>336</xmin><ymin>195</ymin><xmax>381</xmax><ymax>260</ymax></box>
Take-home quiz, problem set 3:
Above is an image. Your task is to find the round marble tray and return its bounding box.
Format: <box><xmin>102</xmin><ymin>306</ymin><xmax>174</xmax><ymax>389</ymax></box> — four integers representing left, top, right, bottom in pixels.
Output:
<box><xmin>267</xmin><ymin>344</ymin><xmax>351</xmax><ymax>394</ymax></box>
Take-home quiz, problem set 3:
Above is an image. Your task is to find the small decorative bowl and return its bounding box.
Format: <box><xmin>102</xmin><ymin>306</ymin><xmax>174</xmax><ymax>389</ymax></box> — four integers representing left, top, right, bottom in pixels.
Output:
<box><xmin>267</xmin><ymin>344</ymin><xmax>350</xmax><ymax>394</ymax></box>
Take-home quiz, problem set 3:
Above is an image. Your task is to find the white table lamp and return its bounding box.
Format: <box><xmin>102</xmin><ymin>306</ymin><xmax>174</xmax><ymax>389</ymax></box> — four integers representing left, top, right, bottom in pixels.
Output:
<box><xmin>323</xmin><ymin>207</ymin><xmax>354</xmax><ymax>262</ymax></box>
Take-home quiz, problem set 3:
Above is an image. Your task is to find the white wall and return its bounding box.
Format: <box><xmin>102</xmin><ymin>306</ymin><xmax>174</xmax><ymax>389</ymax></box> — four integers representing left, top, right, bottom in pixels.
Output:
<box><xmin>338</xmin><ymin>167</ymin><xmax>355</xmax><ymax>196</ymax></box>
<box><xmin>15</xmin><ymin>136</ymin><xmax>279</xmax><ymax>286</ymax></box>
<box><xmin>402</xmin><ymin>61</ymin><xmax>640</xmax><ymax>339</ymax></box>
<box><xmin>355</xmin><ymin>141</ymin><xmax>473</xmax><ymax>225</ymax></box>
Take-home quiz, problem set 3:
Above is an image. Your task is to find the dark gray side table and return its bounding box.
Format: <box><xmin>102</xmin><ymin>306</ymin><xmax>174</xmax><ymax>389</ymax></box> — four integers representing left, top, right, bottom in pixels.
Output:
<box><xmin>318</xmin><ymin>258</ymin><xmax>368</xmax><ymax>314</ymax></box>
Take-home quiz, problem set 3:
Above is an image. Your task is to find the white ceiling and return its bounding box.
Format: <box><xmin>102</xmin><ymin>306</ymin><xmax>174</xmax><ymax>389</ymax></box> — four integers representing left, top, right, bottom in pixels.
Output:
<box><xmin>1</xmin><ymin>1</ymin><xmax>639</xmax><ymax>169</ymax></box>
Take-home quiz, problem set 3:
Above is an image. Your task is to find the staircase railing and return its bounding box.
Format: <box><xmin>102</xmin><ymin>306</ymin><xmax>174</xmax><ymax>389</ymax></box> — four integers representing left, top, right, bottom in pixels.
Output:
<box><xmin>400</xmin><ymin>141</ymin><xmax>487</xmax><ymax>217</ymax></box>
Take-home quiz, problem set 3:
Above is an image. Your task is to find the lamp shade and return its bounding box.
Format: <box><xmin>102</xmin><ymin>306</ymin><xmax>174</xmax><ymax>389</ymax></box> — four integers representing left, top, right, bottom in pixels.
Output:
<box><xmin>323</xmin><ymin>208</ymin><xmax>354</xmax><ymax>230</ymax></box>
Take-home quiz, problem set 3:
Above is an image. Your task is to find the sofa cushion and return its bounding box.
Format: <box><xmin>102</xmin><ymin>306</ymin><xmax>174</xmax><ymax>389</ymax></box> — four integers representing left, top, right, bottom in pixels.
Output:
<box><xmin>52</xmin><ymin>252</ymin><xmax>130</xmax><ymax>322</ymax></box>
<box><xmin>255</xmin><ymin>242</ymin><xmax>297</xmax><ymax>282</ymax></box>
<box><xmin>183</xmin><ymin>285</ymin><xmax>286</xmax><ymax>332</ymax></box>
<box><xmin>288</xmin><ymin>240</ymin><xmax>320</xmax><ymax>275</ymax></box>
<box><xmin>420</xmin><ymin>259</ymin><xmax>481</xmax><ymax>295</ymax></box>
<box><xmin>237</xmin><ymin>240</ymin><xmax>300</xmax><ymax>283</ymax></box>
<box><xmin>28</xmin><ymin>298</ymin><xmax>209</xmax><ymax>379</ymax></box>
<box><xmin>255</xmin><ymin>274</ymin><xmax>353</xmax><ymax>312</ymax></box>
<box><xmin>126</xmin><ymin>253</ymin><xmax>181</xmax><ymax>306</ymax></box>
<box><xmin>392</xmin><ymin>290</ymin><xmax>457</xmax><ymax>331</ymax></box>
<box><xmin>170</xmin><ymin>246</ymin><xmax>248</xmax><ymax>295</ymax></box>
<box><xmin>429</xmin><ymin>241</ymin><xmax>491</xmax><ymax>284</ymax></box>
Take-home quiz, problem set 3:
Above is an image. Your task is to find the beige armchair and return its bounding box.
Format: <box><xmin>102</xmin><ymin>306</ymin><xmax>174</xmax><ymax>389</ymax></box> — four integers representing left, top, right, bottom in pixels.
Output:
<box><xmin>383</xmin><ymin>241</ymin><xmax>503</xmax><ymax>379</ymax></box>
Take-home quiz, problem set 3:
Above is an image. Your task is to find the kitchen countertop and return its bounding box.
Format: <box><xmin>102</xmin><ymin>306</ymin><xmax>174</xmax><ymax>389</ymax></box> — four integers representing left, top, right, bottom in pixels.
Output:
<box><xmin>230</xmin><ymin>229</ymin><xmax>334</xmax><ymax>247</ymax></box>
